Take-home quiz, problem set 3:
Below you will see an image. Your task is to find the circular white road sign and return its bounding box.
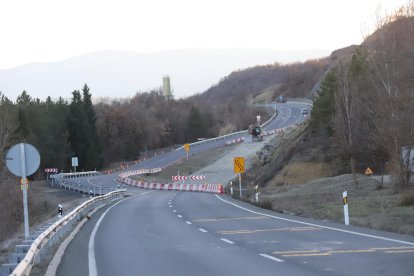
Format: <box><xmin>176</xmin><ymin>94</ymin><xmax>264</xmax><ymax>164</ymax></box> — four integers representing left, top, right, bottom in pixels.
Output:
<box><xmin>5</xmin><ymin>143</ymin><xmax>41</xmax><ymax>177</ymax></box>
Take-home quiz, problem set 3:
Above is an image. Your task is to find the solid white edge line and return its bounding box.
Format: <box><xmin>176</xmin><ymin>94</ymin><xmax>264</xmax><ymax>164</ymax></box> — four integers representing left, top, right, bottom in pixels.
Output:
<box><xmin>260</xmin><ymin>253</ymin><xmax>284</xmax><ymax>263</ymax></box>
<box><xmin>88</xmin><ymin>191</ymin><xmax>152</xmax><ymax>276</ymax></box>
<box><xmin>198</xmin><ymin>228</ymin><xmax>208</xmax><ymax>233</ymax></box>
<box><xmin>214</xmin><ymin>195</ymin><xmax>414</xmax><ymax>246</ymax></box>
<box><xmin>221</xmin><ymin>238</ymin><xmax>235</xmax><ymax>244</ymax></box>
<box><xmin>186</xmin><ymin>221</ymin><xmax>192</xmax><ymax>225</ymax></box>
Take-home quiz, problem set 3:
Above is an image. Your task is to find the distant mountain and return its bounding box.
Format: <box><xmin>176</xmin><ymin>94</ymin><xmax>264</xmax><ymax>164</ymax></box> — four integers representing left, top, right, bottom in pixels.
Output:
<box><xmin>0</xmin><ymin>48</ymin><xmax>330</xmax><ymax>101</ymax></box>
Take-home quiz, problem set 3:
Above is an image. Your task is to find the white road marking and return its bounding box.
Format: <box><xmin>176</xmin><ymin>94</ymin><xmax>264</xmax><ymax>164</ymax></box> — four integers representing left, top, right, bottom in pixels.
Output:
<box><xmin>89</xmin><ymin>191</ymin><xmax>152</xmax><ymax>276</ymax></box>
<box><xmin>215</xmin><ymin>195</ymin><xmax>414</xmax><ymax>246</ymax></box>
<box><xmin>198</xmin><ymin>228</ymin><xmax>208</xmax><ymax>233</ymax></box>
<box><xmin>169</xmin><ymin>205</ymin><xmax>172</xmax><ymax>208</ymax></box>
<box><xmin>173</xmin><ymin>210</ymin><xmax>177</xmax><ymax>213</ymax></box>
<box><xmin>260</xmin><ymin>253</ymin><xmax>284</xmax><ymax>263</ymax></box>
<box><xmin>186</xmin><ymin>221</ymin><xmax>192</xmax><ymax>225</ymax></box>
<box><xmin>178</xmin><ymin>215</ymin><xmax>182</xmax><ymax>218</ymax></box>
<box><xmin>221</xmin><ymin>238</ymin><xmax>235</xmax><ymax>244</ymax></box>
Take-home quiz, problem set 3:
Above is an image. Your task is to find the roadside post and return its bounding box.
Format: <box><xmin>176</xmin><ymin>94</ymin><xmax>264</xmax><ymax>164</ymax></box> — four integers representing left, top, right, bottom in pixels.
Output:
<box><xmin>184</xmin><ymin>143</ymin><xmax>190</xmax><ymax>160</ymax></box>
<box><xmin>343</xmin><ymin>191</ymin><xmax>349</xmax><ymax>225</ymax></box>
<box><xmin>230</xmin><ymin>181</ymin><xmax>233</xmax><ymax>196</ymax></box>
<box><xmin>5</xmin><ymin>143</ymin><xmax>41</xmax><ymax>238</ymax></box>
<box><xmin>255</xmin><ymin>184</ymin><xmax>259</xmax><ymax>203</ymax></box>
<box><xmin>233</xmin><ymin>157</ymin><xmax>245</xmax><ymax>198</ymax></box>
<box><xmin>58</xmin><ymin>204</ymin><xmax>63</xmax><ymax>218</ymax></box>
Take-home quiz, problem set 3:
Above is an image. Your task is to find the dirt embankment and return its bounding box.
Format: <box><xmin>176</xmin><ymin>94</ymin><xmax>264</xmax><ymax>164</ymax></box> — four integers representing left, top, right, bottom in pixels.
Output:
<box><xmin>240</xmin><ymin>123</ymin><xmax>414</xmax><ymax>236</ymax></box>
<box><xmin>0</xmin><ymin>179</ymin><xmax>87</xmax><ymax>265</ymax></box>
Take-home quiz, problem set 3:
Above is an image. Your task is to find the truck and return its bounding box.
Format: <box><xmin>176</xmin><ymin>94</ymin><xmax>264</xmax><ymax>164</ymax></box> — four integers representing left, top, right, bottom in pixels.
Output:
<box><xmin>248</xmin><ymin>123</ymin><xmax>263</xmax><ymax>142</ymax></box>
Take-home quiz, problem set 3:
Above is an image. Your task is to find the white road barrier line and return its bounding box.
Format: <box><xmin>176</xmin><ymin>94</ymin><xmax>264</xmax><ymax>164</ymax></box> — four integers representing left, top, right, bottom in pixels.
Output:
<box><xmin>221</xmin><ymin>238</ymin><xmax>235</xmax><ymax>244</ymax></box>
<box><xmin>215</xmin><ymin>195</ymin><xmax>414</xmax><ymax>246</ymax></box>
<box><xmin>178</xmin><ymin>215</ymin><xmax>182</xmax><ymax>218</ymax></box>
<box><xmin>199</xmin><ymin>228</ymin><xmax>208</xmax><ymax>233</ymax></box>
<box><xmin>186</xmin><ymin>221</ymin><xmax>192</xmax><ymax>225</ymax></box>
<box><xmin>89</xmin><ymin>191</ymin><xmax>152</xmax><ymax>276</ymax></box>
<box><xmin>260</xmin><ymin>253</ymin><xmax>284</xmax><ymax>263</ymax></box>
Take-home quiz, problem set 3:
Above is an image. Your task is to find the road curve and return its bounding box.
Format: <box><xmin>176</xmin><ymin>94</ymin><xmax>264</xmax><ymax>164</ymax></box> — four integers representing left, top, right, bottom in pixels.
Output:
<box><xmin>58</xmin><ymin>191</ymin><xmax>414</xmax><ymax>275</ymax></box>
<box><xmin>63</xmin><ymin>101</ymin><xmax>310</xmax><ymax>190</ymax></box>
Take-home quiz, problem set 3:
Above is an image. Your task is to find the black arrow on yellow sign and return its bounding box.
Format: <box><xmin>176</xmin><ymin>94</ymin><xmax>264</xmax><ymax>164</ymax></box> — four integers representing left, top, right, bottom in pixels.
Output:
<box><xmin>234</xmin><ymin>157</ymin><xmax>245</xmax><ymax>174</ymax></box>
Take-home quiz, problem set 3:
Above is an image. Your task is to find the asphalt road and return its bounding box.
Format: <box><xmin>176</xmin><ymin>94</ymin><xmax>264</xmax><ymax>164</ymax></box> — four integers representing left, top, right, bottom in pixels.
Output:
<box><xmin>58</xmin><ymin>190</ymin><xmax>414</xmax><ymax>275</ymax></box>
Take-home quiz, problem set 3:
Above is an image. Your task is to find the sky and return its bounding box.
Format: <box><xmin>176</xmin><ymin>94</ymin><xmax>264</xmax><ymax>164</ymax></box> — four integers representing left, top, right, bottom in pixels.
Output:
<box><xmin>0</xmin><ymin>0</ymin><xmax>409</xmax><ymax>70</ymax></box>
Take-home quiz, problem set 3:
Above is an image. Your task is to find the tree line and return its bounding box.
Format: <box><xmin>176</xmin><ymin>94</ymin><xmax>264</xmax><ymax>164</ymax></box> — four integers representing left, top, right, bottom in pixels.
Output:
<box><xmin>0</xmin><ymin>85</ymin><xmax>269</xmax><ymax>175</ymax></box>
<box><xmin>311</xmin><ymin>3</ymin><xmax>414</xmax><ymax>189</ymax></box>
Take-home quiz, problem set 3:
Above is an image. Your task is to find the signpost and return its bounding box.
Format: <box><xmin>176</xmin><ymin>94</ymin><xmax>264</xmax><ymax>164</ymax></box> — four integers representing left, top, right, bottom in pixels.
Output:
<box><xmin>184</xmin><ymin>144</ymin><xmax>190</xmax><ymax>160</ymax></box>
<box><xmin>72</xmin><ymin>157</ymin><xmax>78</xmax><ymax>172</ymax></box>
<box><xmin>45</xmin><ymin>168</ymin><xmax>58</xmax><ymax>182</ymax></box>
<box><xmin>234</xmin><ymin>157</ymin><xmax>245</xmax><ymax>198</ymax></box>
<box><xmin>5</xmin><ymin>143</ymin><xmax>40</xmax><ymax>238</ymax></box>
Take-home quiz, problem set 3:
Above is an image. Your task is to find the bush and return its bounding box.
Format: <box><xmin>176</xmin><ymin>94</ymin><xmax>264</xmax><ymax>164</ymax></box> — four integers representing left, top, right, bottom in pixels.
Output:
<box><xmin>259</xmin><ymin>199</ymin><xmax>273</xmax><ymax>210</ymax></box>
<box><xmin>399</xmin><ymin>192</ymin><xmax>414</xmax><ymax>206</ymax></box>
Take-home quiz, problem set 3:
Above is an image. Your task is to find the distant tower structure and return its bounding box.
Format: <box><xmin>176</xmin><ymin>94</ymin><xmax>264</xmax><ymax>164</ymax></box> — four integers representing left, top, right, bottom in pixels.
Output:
<box><xmin>163</xmin><ymin>75</ymin><xmax>173</xmax><ymax>101</ymax></box>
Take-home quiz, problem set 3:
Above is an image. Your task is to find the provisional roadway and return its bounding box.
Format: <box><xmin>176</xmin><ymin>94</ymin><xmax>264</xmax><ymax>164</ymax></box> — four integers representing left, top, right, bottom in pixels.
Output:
<box><xmin>65</xmin><ymin>101</ymin><xmax>311</xmax><ymax>190</ymax></box>
<box><xmin>57</xmin><ymin>190</ymin><xmax>414</xmax><ymax>275</ymax></box>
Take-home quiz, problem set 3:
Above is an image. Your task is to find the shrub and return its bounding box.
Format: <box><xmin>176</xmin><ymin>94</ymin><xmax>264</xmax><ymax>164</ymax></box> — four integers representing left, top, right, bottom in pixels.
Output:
<box><xmin>399</xmin><ymin>192</ymin><xmax>414</xmax><ymax>206</ymax></box>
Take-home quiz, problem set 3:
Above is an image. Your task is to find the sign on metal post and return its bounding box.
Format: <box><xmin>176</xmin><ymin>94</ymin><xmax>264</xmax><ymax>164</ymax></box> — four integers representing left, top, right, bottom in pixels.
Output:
<box><xmin>233</xmin><ymin>157</ymin><xmax>245</xmax><ymax>174</ymax></box>
<box><xmin>234</xmin><ymin>157</ymin><xmax>245</xmax><ymax>198</ymax></box>
<box><xmin>5</xmin><ymin>143</ymin><xmax>40</xmax><ymax>238</ymax></box>
<box><xmin>184</xmin><ymin>144</ymin><xmax>190</xmax><ymax>152</ymax></box>
<box><xmin>184</xmin><ymin>144</ymin><xmax>190</xmax><ymax>160</ymax></box>
<box><xmin>72</xmin><ymin>157</ymin><xmax>78</xmax><ymax>172</ymax></box>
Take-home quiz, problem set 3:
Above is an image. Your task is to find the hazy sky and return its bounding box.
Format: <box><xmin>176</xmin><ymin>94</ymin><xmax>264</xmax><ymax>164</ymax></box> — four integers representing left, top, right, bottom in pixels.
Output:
<box><xmin>0</xmin><ymin>0</ymin><xmax>408</xmax><ymax>70</ymax></box>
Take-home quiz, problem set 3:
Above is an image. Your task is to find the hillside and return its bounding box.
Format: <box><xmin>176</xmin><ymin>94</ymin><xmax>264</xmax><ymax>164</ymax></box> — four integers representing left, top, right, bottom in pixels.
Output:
<box><xmin>0</xmin><ymin>48</ymin><xmax>329</xmax><ymax>101</ymax></box>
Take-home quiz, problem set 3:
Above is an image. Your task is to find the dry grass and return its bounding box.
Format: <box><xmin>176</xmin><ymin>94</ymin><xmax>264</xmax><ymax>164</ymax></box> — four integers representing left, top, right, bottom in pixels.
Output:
<box><xmin>132</xmin><ymin>145</ymin><xmax>237</xmax><ymax>183</ymax></box>
<box><xmin>260</xmin><ymin>174</ymin><xmax>414</xmax><ymax>235</ymax></box>
<box><xmin>249</xmin><ymin>85</ymin><xmax>281</xmax><ymax>104</ymax></box>
<box><xmin>268</xmin><ymin>161</ymin><xmax>333</xmax><ymax>186</ymax></box>
<box><xmin>0</xmin><ymin>178</ymin><xmax>86</xmax><ymax>265</ymax></box>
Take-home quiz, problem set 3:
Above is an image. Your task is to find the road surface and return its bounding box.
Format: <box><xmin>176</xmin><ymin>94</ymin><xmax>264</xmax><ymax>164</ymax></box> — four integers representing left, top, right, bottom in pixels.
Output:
<box><xmin>58</xmin><ymin>190</ymin><xmax>414</xmax><ymax>275</ymax></box>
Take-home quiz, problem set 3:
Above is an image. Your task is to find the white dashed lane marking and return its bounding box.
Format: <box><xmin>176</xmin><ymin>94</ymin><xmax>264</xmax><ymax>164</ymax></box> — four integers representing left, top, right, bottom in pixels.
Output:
<box><xmin>221</xmin><ymin>238</ymin><xmax>234</xmax><ymax>245</ymax></box>
<box><xmin>260</xmin><ymin>253</ymin><xmax>284</xmax><ymax>263</ymax></box>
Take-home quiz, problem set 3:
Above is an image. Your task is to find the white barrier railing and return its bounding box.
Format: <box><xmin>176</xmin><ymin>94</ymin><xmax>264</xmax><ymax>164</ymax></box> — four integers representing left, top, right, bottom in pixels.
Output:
<box><xmin>50</xmin><ymin>171</ymin><xmax>100</xmax><ymax>179</ymax></box>
<box><xmin>118</xmin><ymin>168</ymin><xmax>224</xmax><ymax>194</ymax></box>
<box><xmin>10</xmin><ymin>190</ymin><xmax>125</xmax><ymax>276</ymax></box>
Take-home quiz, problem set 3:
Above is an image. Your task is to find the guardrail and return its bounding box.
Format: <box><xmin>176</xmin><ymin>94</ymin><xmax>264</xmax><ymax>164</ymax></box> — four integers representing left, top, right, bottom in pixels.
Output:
<box><xmin>49</xmin><ymin>171</ymin><xmax>121</xmax><ymax>196</ymax></box>
<box><xmin>9</xmin><ymin>190</ymin><xmax>125</xmax><ymax>276</ymax></box>
<box><xmin>57</xmin><ymin>179</ymin><xmax>124</xmax><ymax>196</ymax></box>
<box><xmin>50</xmin><ymin>171</ymin><xmax>100</xmax><ymax>179</ymax></box>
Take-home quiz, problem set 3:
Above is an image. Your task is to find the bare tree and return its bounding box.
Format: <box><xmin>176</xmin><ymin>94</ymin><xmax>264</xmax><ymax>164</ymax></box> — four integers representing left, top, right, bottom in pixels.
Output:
<box><xmin>362</xmin><ymin>3</ymin><xmax>414</xmax><ymax>188</ymax></box>
<box><xmin>333</xmin><ymin>54</ymin><xmax>364</xmax><ymax>189</ymax></box>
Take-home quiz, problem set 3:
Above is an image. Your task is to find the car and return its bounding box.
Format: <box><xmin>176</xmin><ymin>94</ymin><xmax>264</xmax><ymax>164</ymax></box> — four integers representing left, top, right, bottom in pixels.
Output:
<box><xmin>276</xmin><ymin>95</ymin><xmax>287</xmax><ymax>103</ymax></box>
<box><xmin>301</xmin><ymin>108</ymin><xmax>309</xmax><ymax>115</ymax></box>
